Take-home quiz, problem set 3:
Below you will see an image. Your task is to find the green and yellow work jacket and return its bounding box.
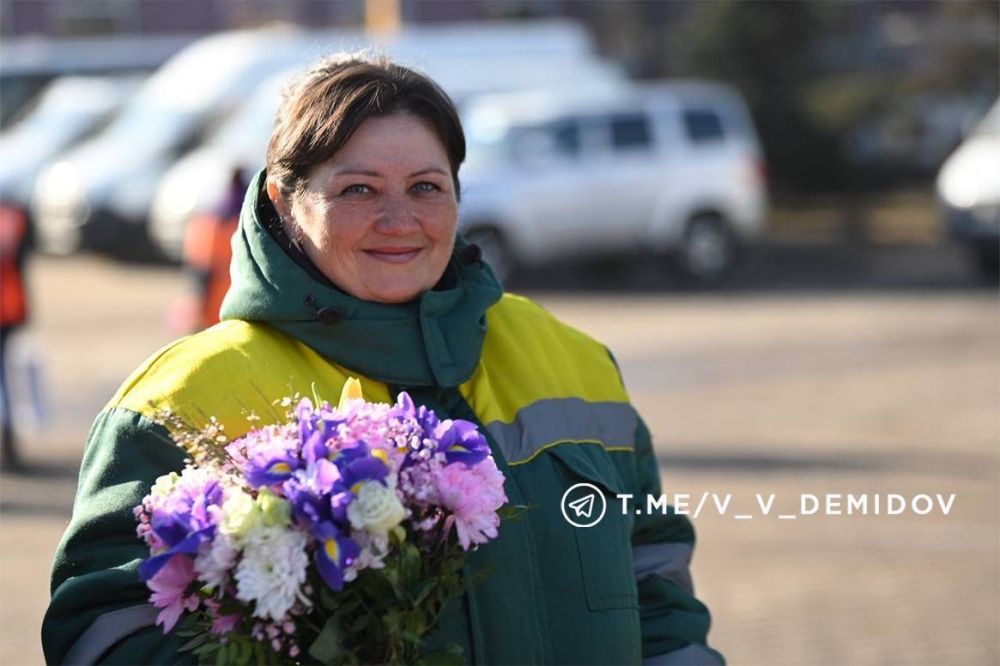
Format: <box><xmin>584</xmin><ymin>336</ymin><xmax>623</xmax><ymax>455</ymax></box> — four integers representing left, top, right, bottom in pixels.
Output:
<box><xmin>43</xmin><ymin>172</ymin><xmax>724</xmax><ymax>665</ymax></box>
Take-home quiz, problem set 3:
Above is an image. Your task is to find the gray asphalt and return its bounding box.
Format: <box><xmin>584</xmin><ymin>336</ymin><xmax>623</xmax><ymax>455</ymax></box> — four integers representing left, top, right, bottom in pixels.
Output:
<box><xmin>1</xmin><ymin>241</ymin><xmax>997</xmax><ymax>665</ymax></box>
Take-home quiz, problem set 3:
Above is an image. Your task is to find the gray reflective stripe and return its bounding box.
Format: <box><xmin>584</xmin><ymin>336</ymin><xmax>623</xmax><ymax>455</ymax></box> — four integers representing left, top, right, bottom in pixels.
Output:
<box><xmin>643</xmin><ymin>643</ymin><xmax>724</xmax><ymax>665</ymax></box>
<box><xmin>485</xmin><ymin>398</ymin><xmax>637</xmax><ymax>465</ymax></box>
<box><xmin>64</xmin><ymin>604</ymin><xmax>159</xmax><ymax>665</ymax></box>
<box><xmin>633</xmin><ymin>542</ymin><xmax>695</xmax><ymax>595</ymax></box>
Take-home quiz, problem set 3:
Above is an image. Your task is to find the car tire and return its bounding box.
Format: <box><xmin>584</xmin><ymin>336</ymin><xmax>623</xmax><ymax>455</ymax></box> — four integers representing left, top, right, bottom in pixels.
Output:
<box><xmin>463</xmin><ymin>226</ymin><xmax>515</xmax><ymax>284</ymax></box>
<box><xmin>972</xmin><ymin>241</ymin><xmax>999</xmax><ymax>281</ymax></box>
<box><xmin>674</xmin><ymin>213</ymin><xmax>738</xmax><ymax>286</ymax></box>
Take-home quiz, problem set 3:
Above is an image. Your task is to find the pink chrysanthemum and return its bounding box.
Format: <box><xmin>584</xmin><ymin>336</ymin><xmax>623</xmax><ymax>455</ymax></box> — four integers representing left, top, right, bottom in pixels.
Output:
<box><xmin>434</xmin><ymin>457</ymin><xmax>508</xmax><ymax>550</ymax></box>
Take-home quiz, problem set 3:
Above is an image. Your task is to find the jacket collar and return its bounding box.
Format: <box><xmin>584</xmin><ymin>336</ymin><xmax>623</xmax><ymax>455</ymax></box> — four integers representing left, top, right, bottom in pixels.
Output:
<box><xmin>220</xmin><ymin>169</ymin><xmax>503</xmax><ymax>388</ymax></box>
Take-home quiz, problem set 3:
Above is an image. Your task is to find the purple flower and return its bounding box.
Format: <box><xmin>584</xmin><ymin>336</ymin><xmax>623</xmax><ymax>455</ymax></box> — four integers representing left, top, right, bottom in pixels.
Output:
<box><xmin>283</xmin><ymin>458</ymin><xmax>345</xmax><ymax>527</ymax></box>
<box><xmin>139</xmin><ymin>473</ymin><xmax>223</xmax><ymax>581</ymax></box>
<box><xmin>296</xmin><ymin>398</ymin><xmax>346</xmax><ymax>465</ymax></box>
<box><xmin>242</xmin><ymin>426</ymin><xmax>302</xmax><ymax>488</ymax></box>
<box><xmin>395</xmin><ymin>392</ymin><xmax>439</xmax><ymax>436</ymax></box>
<box><xmin>313</xmin><ymin>521</ymin><xmax>360</xmax><ymax>591</ymax></box>
<box><xmin>340</xmin><ymin>455</ymin><xmax>390</xmax><ymax>493</ymax></box>
<box><xmin>435</xmin><ymin>419</ymin><xmax>490</xmax><ymax>467</ymax></box>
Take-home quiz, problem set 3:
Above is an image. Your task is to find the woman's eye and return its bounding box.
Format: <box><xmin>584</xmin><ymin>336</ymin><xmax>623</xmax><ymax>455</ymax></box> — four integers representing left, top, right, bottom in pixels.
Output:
<box><xmin>412</xmin><ymin>181</ymin><xmax>440</xmax><ymax>194</ymax></box>
<box><xmin>342</xmin><ymin>184</ymin><xmax>372</xmax><ymax>195</ymax></box>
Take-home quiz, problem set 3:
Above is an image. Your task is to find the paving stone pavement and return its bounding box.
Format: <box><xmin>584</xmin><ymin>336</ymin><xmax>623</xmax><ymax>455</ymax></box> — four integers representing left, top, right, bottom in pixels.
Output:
<box><xmin>1</xmin><ymin>255</ymin><xmax>997</xmax><ymax>665</ymax></box>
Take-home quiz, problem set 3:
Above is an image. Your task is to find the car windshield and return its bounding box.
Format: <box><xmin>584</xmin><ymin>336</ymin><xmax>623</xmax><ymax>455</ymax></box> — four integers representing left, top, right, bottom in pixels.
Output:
<box><xmin>207</xmin><ymin>78</ymin><xmax>286</xmax><ymax>160</ymax></box>
<box><xmin>1</xmin><ymin>80</ymin><xmax>117</xmax><ymax>142</ymax></box>
<box><xmin>463</xmin><ymin>110</ymin><xmax>513</xmax><ymax>170</ymax></box>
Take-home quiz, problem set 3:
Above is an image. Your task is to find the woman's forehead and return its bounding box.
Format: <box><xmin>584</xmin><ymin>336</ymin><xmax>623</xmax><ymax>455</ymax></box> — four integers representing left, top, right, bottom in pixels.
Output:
<box><xmin>316</xmin><ymin>114</ymin><xmax>451</xmax><ymax>176</ymax></box>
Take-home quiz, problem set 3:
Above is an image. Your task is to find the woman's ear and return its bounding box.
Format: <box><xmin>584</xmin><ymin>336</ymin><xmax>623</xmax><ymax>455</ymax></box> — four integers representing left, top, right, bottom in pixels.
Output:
<box><xmin>266</xmin><ymin>179</ymin><xmax>291</xmax><ymax>220</ymax></box>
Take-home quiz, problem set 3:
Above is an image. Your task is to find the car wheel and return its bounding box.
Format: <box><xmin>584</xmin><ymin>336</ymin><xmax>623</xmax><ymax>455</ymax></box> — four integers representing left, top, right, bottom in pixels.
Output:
<box><xmin>972</xmin><ymin>241</ymin><xmax>999</xmax><ymax>280</ymax></box>
<box><xmin>463</xmin><ymin>226</ymin><xmax>515</xmax><ymax>284</ymax></box>
<box><xmin>675</xmin><ymin>214</ymin><xmax>737</xmax><ymax>285</ymax></box>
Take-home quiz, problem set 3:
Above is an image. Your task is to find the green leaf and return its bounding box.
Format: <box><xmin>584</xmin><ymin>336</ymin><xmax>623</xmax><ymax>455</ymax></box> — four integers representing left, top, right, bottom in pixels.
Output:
<box><xmin>319</xmin><ymin>584</ymin><xmax>340</xmax><ymax>611</ymax></box>
<box><xmin>192</xmin><ymin>640</ymin><xmax>220</xmax><ymax>658</ymax></box>
<box><xmin>350</xmin><ymin>614</ymin><xmax>370</xmax><ymax>632</ymax></box>
<box><xmin>413</xmin><ymin>580</ymin><xmax>437</xmax><ymax>606</ymax></box>
<box><xmin>383</xmin><ymin>608</ymin><xmax>403</xmax><ymax>634</ymax></box>
<box><xmin>417</xmin><ymin>644</ymin><xmax>466</xmax><ymax>666</ymax></box>
<box><xmin>233</xmin><ymin>637</ymin><xmax>252</xmax><ymax>665</ymax></box>
<box><xmin>214</xmin><ymin>642</ymin><xmax>230</xmax><ymax>666</ymax></box>
<box><xmin>308</xmin><ymin>616</ymin><xmax>344</xmax><ymax>665</ymax></box>
<box><xmin>178</xmin><ymin>633</ymin><xmax>210</xmax><ymax>652</ymax></box>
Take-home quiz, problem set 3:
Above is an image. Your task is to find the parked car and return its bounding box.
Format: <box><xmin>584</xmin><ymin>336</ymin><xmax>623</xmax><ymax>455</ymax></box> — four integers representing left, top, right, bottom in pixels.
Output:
<box><xmin>457</xmin><ymin>82</ymin><xmax>768</xmax><ymax>283</ymax></box>
<box><xmin>0</xmin><ymin>75</ymin><xmax>142</xmax><ymax>218</ymax></box>
<box><xmin>30</xmin><ymin>26</ymin><xmax>357</xmax><ymax>257</ymax></box>
<box><xmin>148</xmin><ymin>20</ymin><xmax>624</xmax><ymax>261</ymax></box>
<box><xmin>936</xmin><ymin>99</ymin><xmax>1000</xmax><ymax>277</ymax></box>
<box><xmin>148</xmin><ymin>69</ymin><xmax>289</xmax><ymax>261</ymax></box>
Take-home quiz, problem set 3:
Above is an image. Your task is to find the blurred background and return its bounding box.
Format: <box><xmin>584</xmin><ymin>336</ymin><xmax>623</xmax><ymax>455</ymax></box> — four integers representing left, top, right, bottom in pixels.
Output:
<box><xmin>0</xmin><ymin>1</ymin><xmax>997</xmax><ymax>664</ymax></box>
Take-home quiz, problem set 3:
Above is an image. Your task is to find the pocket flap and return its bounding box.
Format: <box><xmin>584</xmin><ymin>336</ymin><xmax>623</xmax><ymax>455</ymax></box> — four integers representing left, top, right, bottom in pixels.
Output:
<box><xmin>547</xmin><ymin>443</ymin><xmax>626</xmax><ymax>496</ymax></box>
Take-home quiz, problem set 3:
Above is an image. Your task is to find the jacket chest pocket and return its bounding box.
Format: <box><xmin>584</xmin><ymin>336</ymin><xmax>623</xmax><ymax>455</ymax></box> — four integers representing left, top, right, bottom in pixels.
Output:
<box><xmin>547</xmin><ymin>443</ymin><xmax>638</xmax><ymax>612</ymax></box>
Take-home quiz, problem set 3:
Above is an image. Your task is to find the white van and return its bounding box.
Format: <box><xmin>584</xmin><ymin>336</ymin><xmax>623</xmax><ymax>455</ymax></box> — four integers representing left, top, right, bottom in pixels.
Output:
<box><xmin>0</xmin><ymin>74</ymin><xmax>142</xmax><ymax>209</ymax></box>
<box><xmin>936</xmin><ymin>98</ymin><xmax>999</xmax><ymax>277</ymax></box>
<box><xmin>458</xmin><ymin>82</ymin><xmax>768</xmax><ymax>283</ymax></box>
<box><xmin>30</xmin><ymin>26</ymin><xmax>360</xmax><ymax>256</ymax></box>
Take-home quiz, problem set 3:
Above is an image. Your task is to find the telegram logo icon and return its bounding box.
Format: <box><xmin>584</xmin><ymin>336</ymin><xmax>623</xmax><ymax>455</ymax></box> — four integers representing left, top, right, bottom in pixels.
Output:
<box><xmin>561</xmin><ymin>482</ymin><xmax>607</xmax><ymax>528</ymax></box>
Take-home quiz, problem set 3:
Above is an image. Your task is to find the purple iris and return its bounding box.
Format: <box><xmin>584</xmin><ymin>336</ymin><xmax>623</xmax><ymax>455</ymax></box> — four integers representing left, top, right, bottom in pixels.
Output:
<box><xmin>396</xmin><ymin>392</ymin><xmax>439</xmax><ymax>436</ymax></box>
<box><xmin>245</xmin><ymin>453</ymin><xmax>299</xmax><ymax>488</ymax></box>
<box><xmin>283</xmin><ymin>458</ymin><xmax>345</xmax><ymax>527</ymax></box>
<box><xmin>139</xmin><ymin>479</ymin><xmax>222</xmax><ymax>582</ymax></box>
<box><xmin>243</xmin><ymin>427</ymin><xmax>304</xmax><ymax>489</ymax></box>
<box><xmin>297</xmin><ymin>401</ymin><xmax>346</xmax><ymax>465</ymax></box>
<box><xmin>340</xmin><ymin>455</ymin><xmax>390</xmax><ymax>492</ymax></box>
<box><xmin>435</xmin><ymin>419</ymin><xmax>490</xmax><ymax>467</ymax></box>
<box><xmin>313</xmin><ymin>521</ymin><xmax>360</xmax><ymax>592</ymax></box>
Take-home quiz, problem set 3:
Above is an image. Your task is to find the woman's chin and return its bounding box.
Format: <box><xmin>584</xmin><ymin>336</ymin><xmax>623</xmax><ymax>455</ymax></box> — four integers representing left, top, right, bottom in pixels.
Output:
<box><xmin>358</xmin><ymin>282</ymin><xmax>424</xmax><ymax>304</ymax></box>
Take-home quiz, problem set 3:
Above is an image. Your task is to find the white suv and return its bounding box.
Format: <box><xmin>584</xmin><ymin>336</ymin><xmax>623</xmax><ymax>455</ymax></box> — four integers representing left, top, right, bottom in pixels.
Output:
<box><xmin>458</xmin><ymin>82</ymin><xmax>768</xmax><ymax>283</ymax></box>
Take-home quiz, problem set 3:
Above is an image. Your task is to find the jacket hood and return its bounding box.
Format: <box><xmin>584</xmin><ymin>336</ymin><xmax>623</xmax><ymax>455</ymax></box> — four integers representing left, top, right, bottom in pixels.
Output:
<box><xmin>219</xmin><ymin>169</ymin><xmax>503</xmax><ymax>388</ymax></box>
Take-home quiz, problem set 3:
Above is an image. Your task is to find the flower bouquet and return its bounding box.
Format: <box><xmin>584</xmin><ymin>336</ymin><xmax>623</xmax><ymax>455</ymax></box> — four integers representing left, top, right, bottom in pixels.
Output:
<box><xmin>134</xmin><ymin>379</ymin><xmax>508</xmax><ymax>664</ymax></box>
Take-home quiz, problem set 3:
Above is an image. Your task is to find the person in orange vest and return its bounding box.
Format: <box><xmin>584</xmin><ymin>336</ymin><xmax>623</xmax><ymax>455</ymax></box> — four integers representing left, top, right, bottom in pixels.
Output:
<box><xmin>182</xmin><ymin>168</ymin><xmax>245</xmax><ymax>331</ymax></box>
<box><xmin>0</xmin><ymin>203</ymin><xmax>29</xmax><ymax>471</ymax></box>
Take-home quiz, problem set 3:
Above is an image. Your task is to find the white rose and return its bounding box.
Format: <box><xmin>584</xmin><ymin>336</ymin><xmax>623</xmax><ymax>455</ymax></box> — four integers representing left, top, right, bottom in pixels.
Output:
<box><xmin>347</xmin><ymin>481</ymin><xmax>406</xmax><ymax>536</ymax></box>
<box><xmin>219</xmin><ymin>489</ymin><xmax>256</xmax><ymax>539</ymax></box>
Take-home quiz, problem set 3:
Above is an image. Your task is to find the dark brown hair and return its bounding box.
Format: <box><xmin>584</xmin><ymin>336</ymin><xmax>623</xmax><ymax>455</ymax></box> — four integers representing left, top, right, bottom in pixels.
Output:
<box><xmin>266</xmin><ymin>52</ymin><xmax>466</xmax><ymax>200</ymax></box>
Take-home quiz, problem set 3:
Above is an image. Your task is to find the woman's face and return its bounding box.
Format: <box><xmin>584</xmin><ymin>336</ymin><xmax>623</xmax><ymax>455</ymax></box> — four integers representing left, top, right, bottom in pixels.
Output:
<box><xmin>269</xmin><ymin>113</ymin><xmax>458</xmax><ymax>304</ymax></box>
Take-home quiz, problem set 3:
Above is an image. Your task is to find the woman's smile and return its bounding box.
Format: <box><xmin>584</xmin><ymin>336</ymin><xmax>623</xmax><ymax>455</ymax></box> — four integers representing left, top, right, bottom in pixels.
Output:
<box><xmin>362</xmin><ymin>246</ymin><xmax>424</xmax><ymax>263</ymax></box>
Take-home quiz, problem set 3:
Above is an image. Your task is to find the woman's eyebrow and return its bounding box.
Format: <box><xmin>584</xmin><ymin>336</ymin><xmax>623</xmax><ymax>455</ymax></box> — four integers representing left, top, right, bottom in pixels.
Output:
<box><xmin>408</xmin><ymin>167</ymin><xmax>449</xmax><ymax>178</ymax></box>
<box><xmin>331</xmin><ymin>167</ymin><xmax>382</xmax><ymax>177</ymax></box>
<box><xmin>330</xmin><ymin>167</ymin><xmax>449</xmax><ymax>178</ymax></box>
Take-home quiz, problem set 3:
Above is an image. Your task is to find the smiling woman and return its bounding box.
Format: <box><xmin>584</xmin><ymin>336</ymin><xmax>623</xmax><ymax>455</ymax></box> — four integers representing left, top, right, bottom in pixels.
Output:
<box><xmin>268</xmin><ymin>114</ymin><xmax>460</xmax><ymax>303</ymax></box>
<box><xmin>43</xmin><ymin>53</ymin><xmax>723</xmax><ymax>666</ymax></box>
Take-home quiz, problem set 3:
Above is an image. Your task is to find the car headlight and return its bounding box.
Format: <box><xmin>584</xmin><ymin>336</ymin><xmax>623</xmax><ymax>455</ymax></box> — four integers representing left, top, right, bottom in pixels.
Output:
<box><xmin>39</xmin><ymin>161</ymin><xmax>84</xmax><ymax>209</ymax></box>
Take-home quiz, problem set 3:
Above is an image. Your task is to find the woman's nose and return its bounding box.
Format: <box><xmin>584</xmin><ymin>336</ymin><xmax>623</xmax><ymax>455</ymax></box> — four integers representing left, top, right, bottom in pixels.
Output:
<box><xmin>373</xmin><ymin>195</ymin><xmax>419</xmax><ymax>234</ymax></box>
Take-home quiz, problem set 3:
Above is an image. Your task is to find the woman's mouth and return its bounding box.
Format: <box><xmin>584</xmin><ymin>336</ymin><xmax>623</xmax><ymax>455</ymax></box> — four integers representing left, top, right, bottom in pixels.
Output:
<box><xmin>363</xmin><ymin>247</ymin><xmax>423</xmax><ymax>264</ymax></box>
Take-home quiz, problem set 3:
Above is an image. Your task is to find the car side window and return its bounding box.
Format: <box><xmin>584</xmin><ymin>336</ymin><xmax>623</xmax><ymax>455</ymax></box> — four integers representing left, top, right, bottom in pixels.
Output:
<box><xmin>512</xmin><ymin>119</ymin><xmax>581</xmax><ymax>165</ymax></box>
<box><xmin>551</xmin><ymin>119</ymin><xmax>581</xmax><ymax>158</ymax></box>
<box><xmin>609</xmin><ymin>113</ymin><xmax>652</xmax><ymax>151</ymax></box>
<box><xmin>682</xmin><ymin>107</ymin><xmax>726</xmax><ymax>143</ymax></box>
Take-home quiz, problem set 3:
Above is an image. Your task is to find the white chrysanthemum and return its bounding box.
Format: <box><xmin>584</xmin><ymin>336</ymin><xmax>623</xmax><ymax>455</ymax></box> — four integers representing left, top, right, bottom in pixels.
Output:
<box><xmin>195</xmin><ymin>530</ymin><xmax>237</xmax><ymax>591</ymax></box>
<box><xmin>347</xmin><ymin>480</ymin><xmax>406</xmax><ymax>536</ymax></box>
<box><xmin>234</xmin><ymin>525</ymin><xmax>310</xmax><ymax>621</ymax></box>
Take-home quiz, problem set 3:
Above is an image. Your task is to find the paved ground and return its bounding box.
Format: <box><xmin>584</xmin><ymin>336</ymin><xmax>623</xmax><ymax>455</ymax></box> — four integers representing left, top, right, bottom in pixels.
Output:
<box><xmin>1</xmin><ymin>240</ymin><xmax>997</xmax><ymax>665</ymax></box>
